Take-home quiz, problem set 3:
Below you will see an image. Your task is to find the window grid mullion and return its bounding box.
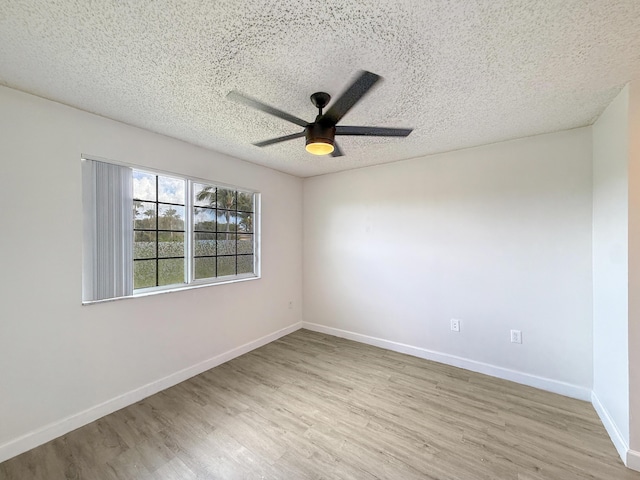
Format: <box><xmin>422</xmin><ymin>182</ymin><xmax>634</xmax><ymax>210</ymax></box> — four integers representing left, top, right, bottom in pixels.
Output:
<box><xmin>235</xmin><ymin>191</ymin><xmax>238</xmax><ymax>276</ymax></box>
<box><xmin>215</xmin><ymin>187</ymin><xmax>218</xmax><ymax>278</ymax></box>
<box><xmin>155</xmin><ymin>176</ymin><xmax>159</xmax><ymax>287</ymax></box>
<box><xmin>134</xmin><ymin>255</ymin><xmax>184</xmax><ymax>261</ymax></box>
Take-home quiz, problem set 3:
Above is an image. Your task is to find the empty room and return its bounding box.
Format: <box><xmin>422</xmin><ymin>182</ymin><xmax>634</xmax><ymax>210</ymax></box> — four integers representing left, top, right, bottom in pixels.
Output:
<box><xmin>1</xmin><ymin>1</ymin><xmax>640</xmax><ymax>479</ymax></box>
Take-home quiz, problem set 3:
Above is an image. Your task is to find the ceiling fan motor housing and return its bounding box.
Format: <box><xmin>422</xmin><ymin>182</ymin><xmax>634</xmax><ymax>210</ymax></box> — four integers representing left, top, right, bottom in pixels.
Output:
<box><xmin>306</xmin><ymin>122</ymin><xmax>336</xmax><ymax>147</ymax></box>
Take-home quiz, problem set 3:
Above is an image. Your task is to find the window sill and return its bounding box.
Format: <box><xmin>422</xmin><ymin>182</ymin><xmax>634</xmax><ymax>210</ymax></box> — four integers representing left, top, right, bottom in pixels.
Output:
<box><xmin>82</xmin><ymin>273</ymin><xmax>260</xmax><ymax>305</ymax></box>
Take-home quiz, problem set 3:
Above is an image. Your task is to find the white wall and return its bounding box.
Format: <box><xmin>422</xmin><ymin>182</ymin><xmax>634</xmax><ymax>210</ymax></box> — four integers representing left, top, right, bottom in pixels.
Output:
<box><xmin>592</xmin><ymin>86</ymin><xmax>630</xmax><ymax>453</ymax></box>
<box><xmin>0</xmin><ymin>86</ymin><xmax>303</xmax><ymax>460</ymax></box>
<box><xmin>303</xmin><ymin>128</ymin><xmax>593</xmax><ymax>395</ymax></box>
<box><xmin>627</xmin><ymin>82</ymin><xmax>640</xmax><ymax>468</ymax></box>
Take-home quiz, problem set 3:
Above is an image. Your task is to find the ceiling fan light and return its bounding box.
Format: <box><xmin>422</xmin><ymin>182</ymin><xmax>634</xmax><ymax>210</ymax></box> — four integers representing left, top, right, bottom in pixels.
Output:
<box><xmin>305</xmin><ymin>123</ymin><xmax>336</xmax><ymax>156</ymax></box>
<box><xmin>305</xmin><ymin>141</ymin><xmax>334</xmax><ymax>155</ymax></box>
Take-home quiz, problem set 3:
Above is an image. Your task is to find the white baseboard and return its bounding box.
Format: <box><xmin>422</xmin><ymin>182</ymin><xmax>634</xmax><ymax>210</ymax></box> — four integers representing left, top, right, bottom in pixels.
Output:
<box><xmin>302</xmin><ymin>322</ymin><xmax>592</xmax><ymax>401</ymax></box>
<box><xmin>628</xmin><ymin>449</ymin><xmax>640</xmax><ymax>472</ymax></box>
<box><xmin>591</xmin><ymin>391</ymin><xmax>629</xmax><ymax>466</ymax></box>
<box><xmin>0</xmin><ymin>321</ymin><xmax>302</xmax><ymax>464</ymax></box>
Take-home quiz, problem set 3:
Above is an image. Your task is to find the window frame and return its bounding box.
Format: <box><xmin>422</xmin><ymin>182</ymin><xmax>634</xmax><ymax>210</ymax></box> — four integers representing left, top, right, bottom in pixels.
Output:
<box><xmin>82</xmin><ymin>155</ymin><xmax>261</xmax><ymax>304</ymax></box>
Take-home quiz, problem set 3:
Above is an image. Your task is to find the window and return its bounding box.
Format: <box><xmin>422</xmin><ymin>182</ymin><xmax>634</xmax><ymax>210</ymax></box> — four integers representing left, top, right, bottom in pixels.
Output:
<box><xmin>82</xmin><ymin>158</ymin><xmax>259</xmax><ymax>303</ymax></box>
<box><xmin>133</xmin><ymin>171</ymin><xmax>186</xmax><ymax>289</ymax></box>
<box><xmin>192</xmin><ymin>183</ymin><xmax>255</xmax><ymax>280</ymax></box>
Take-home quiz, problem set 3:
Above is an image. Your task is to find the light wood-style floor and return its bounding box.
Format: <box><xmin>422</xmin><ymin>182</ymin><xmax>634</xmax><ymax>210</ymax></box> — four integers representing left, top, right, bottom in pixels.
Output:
<box><xmin>1</xmin><ymin>329</ymin><xmax>637</xmax><ymax>479</ymax></box>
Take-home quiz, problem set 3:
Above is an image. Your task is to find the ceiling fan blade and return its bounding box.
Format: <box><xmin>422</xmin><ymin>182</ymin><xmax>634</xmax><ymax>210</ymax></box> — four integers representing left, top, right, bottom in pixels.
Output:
<box><xmin>331</xmin><ymin>141</ymin><xmax>344</xmax><ymax>157</ymax></box>
<box><xmin>227</xmin><ymin>91</ymin><xmax>309</xmax><ymax>128</ymax></box>
<box><xmin>253</xmin><ymin>131</ymin><xmax>305</xmax><ymax>147</ymax></box>
<box><xmin>321</xmin><ymin>71</ymin><xmax>381</xmax><ymax>125</ymax></box>
<box><xmin>336</xmin><ymin>126</ymin><xmax>413</xmax><ymax>137</ymax></box>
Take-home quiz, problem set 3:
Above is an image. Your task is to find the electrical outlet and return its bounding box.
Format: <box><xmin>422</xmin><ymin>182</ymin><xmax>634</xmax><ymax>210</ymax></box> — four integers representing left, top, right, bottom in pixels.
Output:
<box><xmin>451</xmin><ymin>319</ymin><xmax>461</xmax><ymax>332</ymax></box>
<box><xmin>288</xmin><ymin>301</ymin><xmax>293</xmax><ymax>310</ymax></box>
<box><xmin>510</xmin><ymin>329</ymin><xmax>522</xmax><ymax>344</ymax></box>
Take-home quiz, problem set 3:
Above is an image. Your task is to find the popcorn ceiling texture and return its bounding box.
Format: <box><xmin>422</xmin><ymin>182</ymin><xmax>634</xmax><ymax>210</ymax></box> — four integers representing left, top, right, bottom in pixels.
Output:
<box><xmin>1</xmin><ymin>1</ymin><xmax>640</xmax><ymax>177</ymax></box>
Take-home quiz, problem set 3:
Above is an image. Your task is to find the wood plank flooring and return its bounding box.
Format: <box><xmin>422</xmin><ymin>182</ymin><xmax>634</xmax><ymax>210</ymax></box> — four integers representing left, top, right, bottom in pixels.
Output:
<box><xmin>1</xmin><ymin>329</ymin><xmax>637</xmax><ymax>479</ymax></box>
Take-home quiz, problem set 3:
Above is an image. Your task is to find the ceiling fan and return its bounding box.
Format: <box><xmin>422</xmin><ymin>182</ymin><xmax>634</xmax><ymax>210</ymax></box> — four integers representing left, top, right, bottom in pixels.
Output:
<box><xmin>227</xmin><ymin>70</ymin><xmax>413</xmax><ymax>157</ymax></box>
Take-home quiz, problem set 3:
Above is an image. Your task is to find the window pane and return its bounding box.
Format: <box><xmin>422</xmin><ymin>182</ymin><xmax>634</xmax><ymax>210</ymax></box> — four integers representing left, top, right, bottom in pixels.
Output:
<box><xmin>133</xmin><ymin>171</ymin><xmax>156</xmax><ymax>201</ymax></box>
<box><xmin>217</xmin><ymin>188</ymin><xmax>236</xmax><ymax>210</ymax></box>
<box><xmin>237</xmin><ymin>192</ymin><xmax>253</xmax><ymax>212</ymax></box>
<box><xmin>237</xmin><ymin>234</ymin><xmax>253</xmax><ymax>254</ymax></box>
<box><xmin>193</xmin><ymin>183</ymin><xmax>216</xmax><ymax>207</ymax></box>
<box><xmin>195</xmin><ymin>233</ymin><xmax>216</xmax><ymax>256</ymax></box>
<box><xmin>217</xmin><ymin>211</ymin><xmax>237</xmax><ymax>232</ymax></box>
<box><xmin>194</xmin><ymin>207</ymin><xmax>216</xmax><ymax>231</ymax></box>
<box><xmin>134</xmin><ymin>260</ymin><xmax>156</xmax><ymax>289</ymax></box>
<box><xmin>217</xmin><ymin>256</ymin><xmax>235</xmax><ymax>277</ymax></box>
<box><xmin>134</xmin><ymin>202</ymin><xmax>156</xmax><ymax>229</ymax></box>
<box><xmin>237</xmin><ymin>255</ymin><xmax>254</xmax><ymax>275</ymax></box>
<box><xmin>158</xmin><ymin>258</ymin><xmax>184</xmax><ymax>286</ymax></box>
<box><xmin>158</xmin><ymin>176</ymin><xmax>185</xmax><ymax>204</ymax></box>
<box><xmin>193</xmin><ymin>233</ymin><xmax>216</xmax><ymax>257</ymax></box>
<box><xmin>237</xmin><ymin>213</ymin><xmax>253</xmax><ymax>233</ymax></box>
<box><xmin>217</xmin><ymin>233</ymin><xmax>236</xmax><ymax>255</ymax></box>
<box><xmin>194</xmin><ymin>257</ymin><xmax>216</xmax><ymax>280</ymax></box>
<box><xmin>158</xmin><ymin>232</ymin><xmax>184</xmax><ymax>258</ymax></box>
<box><xmin>134</xmin><ymin>231</ymin><xmax>156</xmax><ymax>259</ymax></box>
<box><xmin>158</xmin><ymin>204</ymin><xmax>185</xmax><ymax>230</ymax></box>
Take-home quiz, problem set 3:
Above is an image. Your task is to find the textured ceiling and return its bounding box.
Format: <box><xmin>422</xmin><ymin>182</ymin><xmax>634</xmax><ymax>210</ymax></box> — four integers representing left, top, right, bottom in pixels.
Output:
<box><xmin>1</xmin><ymin>1</ymin><xmax>640</xmax><ymax>177</ymax></box>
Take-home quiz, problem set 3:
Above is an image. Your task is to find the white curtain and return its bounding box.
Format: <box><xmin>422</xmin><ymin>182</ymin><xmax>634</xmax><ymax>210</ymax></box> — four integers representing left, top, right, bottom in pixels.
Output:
<box><xmin>82</xmin><ymin>159</ymin><xmax>133</xmax><ymax>301</ymax></box>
